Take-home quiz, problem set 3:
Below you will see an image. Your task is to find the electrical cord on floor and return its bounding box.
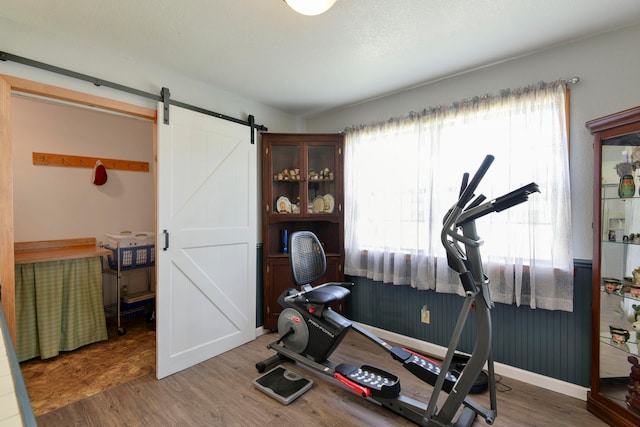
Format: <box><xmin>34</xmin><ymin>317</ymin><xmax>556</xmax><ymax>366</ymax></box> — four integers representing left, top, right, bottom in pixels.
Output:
<box><xmin>494</xmin><ymin>374</ymin><xmax>512</xmax><ymax>392</ymax></box>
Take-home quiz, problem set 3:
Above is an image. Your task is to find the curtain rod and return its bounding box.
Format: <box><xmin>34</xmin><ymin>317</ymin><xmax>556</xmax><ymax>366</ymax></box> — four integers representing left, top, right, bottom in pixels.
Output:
<box><xmin>0</xmin><ymin>50</ymin><xmax>268</xmax><ymax>133</ymax></box>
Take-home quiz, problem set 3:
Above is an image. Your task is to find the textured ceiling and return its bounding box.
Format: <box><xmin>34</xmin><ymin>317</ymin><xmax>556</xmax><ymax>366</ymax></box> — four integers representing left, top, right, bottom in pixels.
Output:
<box><xmin>1</xmin><ymin>0</ymin><xmax>640</xmax><ymax>117</ymax></box>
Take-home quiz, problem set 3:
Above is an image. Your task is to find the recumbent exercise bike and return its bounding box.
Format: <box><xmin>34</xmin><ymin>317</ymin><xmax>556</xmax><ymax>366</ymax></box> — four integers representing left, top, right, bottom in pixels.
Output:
<box><xmin>256</xmin><ymin>155</ymin><xmax>539</xmax><ymax>426</ymax></box>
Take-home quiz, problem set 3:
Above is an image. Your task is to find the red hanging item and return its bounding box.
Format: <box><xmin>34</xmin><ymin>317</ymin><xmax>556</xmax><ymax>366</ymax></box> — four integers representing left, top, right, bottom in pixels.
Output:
<box><xmin>92</xmin><ymin>160</ymin><xmax>108</xmax><ymax>186</ymax></box>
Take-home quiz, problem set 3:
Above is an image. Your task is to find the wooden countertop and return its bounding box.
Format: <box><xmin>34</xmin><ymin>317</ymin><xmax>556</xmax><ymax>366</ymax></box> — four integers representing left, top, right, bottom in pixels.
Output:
<box><xmin>14</xmin><ymin>237</ymin><xmax>112</xmax><ymax>264</ymax></box>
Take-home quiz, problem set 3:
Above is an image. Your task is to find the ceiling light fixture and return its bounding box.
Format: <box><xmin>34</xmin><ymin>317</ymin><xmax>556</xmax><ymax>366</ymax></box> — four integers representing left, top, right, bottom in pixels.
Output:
<box><xmin>284</xmin><ymin>0</ymin><xmax>337</xmax><ymax>16</ymax></box>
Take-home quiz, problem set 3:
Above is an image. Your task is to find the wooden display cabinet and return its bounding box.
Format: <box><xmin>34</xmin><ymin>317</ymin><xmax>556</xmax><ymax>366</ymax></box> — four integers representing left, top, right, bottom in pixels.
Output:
<box><xmin>587</xmin><ymin>105</ymin><xmax>640</xmax><ymax>427</ymax></box>
<box><xmin>261</xmin><ymin>133</ymin><xmax>345</xmax><ymax>330</ymax></box>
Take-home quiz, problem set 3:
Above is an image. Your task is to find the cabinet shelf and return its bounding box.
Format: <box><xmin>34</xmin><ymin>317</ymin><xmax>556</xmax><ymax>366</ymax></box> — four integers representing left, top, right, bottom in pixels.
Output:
<box><xmin>602</xmin><ymin>195</ymin><xmax>640</xmax><ymax>200</ymax></box>
<box><xmin>267</xmin><ymin>215</ymin><xmax>340</xmax><ymax>223</ymax></box>
<box><xmin>600</xmin><ymin>289</ymin><xmax>640</xmax><ymax>304</ymax></box>
<box><xmin>272</xmin><ymin>212</ymin><xmax>340</xmax><ymax>217</ymax></box>
<box><xmin>273</xmin><ymin>178</ymin><xmax>335</xmax><ymax>183</ymax></box>
<box><xmin>600</xmin><ymin>333</ymin><xmax>639</xmax><ymax>356</ymax></box>
<box><xmin>602</xmin><ymin>240</ymin><xmax>640</xmax><ymax>245</ymax></box>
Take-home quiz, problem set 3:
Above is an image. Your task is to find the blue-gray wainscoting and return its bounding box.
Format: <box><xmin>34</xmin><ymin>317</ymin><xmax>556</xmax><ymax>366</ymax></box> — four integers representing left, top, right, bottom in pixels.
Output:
<box><xmin>255</xmin><ymin>244</ymin><xmax>591</xmax><ymax>387</ymax></box>
<box><xmin>346</xmin><ymin>259</ymin><xmax>592</xmax><ymax>387</ymax></box>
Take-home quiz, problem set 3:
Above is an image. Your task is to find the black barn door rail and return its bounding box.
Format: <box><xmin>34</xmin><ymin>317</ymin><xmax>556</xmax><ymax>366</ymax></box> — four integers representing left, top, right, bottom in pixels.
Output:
<box><xmin>0</xmin><ymin>50</ymin><xmax>267</xmax><ymax>142</ymax></box>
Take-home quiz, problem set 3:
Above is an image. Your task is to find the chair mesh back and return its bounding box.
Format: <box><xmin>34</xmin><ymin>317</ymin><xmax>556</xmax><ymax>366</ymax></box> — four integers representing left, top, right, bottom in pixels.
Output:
<box><xmin>290</xmin><ymin>231</ymin><xmax>326</xmax><ymax>286</ymax></box>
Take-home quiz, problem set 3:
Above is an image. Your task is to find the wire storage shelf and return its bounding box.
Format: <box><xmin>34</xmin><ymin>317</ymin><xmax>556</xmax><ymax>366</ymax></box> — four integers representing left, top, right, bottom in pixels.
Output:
<box><xmin>103</xmin><ymin>233</ymin><xmax>156</xmax><ymax>335</ymax></box>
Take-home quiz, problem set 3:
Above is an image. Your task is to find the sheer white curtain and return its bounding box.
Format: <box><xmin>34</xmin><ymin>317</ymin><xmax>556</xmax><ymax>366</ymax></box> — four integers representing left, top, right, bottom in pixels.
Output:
<box><xmin>344</xmin><ymin>81</ymin><xmax>574</xmax><ymax>311</ymax></box>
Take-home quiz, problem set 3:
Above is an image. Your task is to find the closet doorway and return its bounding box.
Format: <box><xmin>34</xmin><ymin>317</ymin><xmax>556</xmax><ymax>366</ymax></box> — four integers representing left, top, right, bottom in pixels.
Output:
<box><xmin>1</xmin><ymin>74</ymin><xmax>258</xmax><ymax>411</ymax></box>
<box><xmin>12</xmin><ymin>92</ymin><xmax>156</xmax><ymax>336</ymax></box>
<box><xmin>0</xmin><ymin>75</ymin><xmax>258</xmax><ymax>392</ymax></box>
<box><xmin>0</xmin><ymin>75</ymin><xmax>157</xmax><ymax>414</ymax></box>
<box><xmin>0</xmin><ymin>74</ymin><xmax>157</xmax><ymax>346</ymax></box>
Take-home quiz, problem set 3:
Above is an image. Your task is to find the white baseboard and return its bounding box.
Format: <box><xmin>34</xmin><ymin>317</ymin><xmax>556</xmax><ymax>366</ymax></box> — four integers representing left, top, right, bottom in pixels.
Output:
<box><xmin>255</xmin><ymin>326</ymin><xmax>270</xmax><ymax>337</ymax></box>
<box><xmin>357</xmin><ymin>322</ymin><xmax>590</xmax><ymax>401</ymax></box>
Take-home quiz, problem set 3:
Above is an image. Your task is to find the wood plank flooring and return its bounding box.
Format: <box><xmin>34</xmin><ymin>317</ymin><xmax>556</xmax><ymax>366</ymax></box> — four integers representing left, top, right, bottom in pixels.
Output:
<box><xmin>33</xmin><ymin>330</ymin><xmax>608</xmax><ymax>426</ymax></box>
<box><xmin>20</xmin><ymin>317</ymin><xmax>155</xmax><ymax>416</ymax></box>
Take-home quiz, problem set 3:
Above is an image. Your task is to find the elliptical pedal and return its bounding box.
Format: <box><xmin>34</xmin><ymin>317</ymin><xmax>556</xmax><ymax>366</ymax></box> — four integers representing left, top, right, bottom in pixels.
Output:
<box><xmin>393</xmin><ymin>348</ymin><xmax>458</xmax><ymax>393</ymax></box>
<box><xmin>335</xmin><ymin>364</ymin><xmax>401</xmax><ymax>399</ymax></box>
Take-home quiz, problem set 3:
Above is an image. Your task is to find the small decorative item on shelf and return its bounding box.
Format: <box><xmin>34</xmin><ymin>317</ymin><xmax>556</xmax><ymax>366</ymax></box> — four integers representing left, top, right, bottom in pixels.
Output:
<box><xmin>616</xmin><ymin>156</ymin><xmax>635</xmax><ymax>197</ymax></box>
<box><xmin>323</xmin><ymin>193</ymin><xmax>335</xmax><ymax>213</ymax></box>
<box><xmin>610</xmin><ymin>325</ymin><xmax>631</xmax><ymax>344</ymax></box>
<box><xmin>282</xmin><ymin>229</ymin><xmax>289</xmax><ymax>254</ymax></box>
<box><xmin>617</xmin><ymin>159</ymin><xmax>634</xmax><ymax>178</ymax></box>
<box><xmin>619</xmin><ymin>174</ymin><xmax>636</xmax><ymax>198</ymax></box>
<box><xmin>609</xmin><ymin>229</ymin><xmax>617</xmax><ymax>241</ymax></box>
<box><xmin>276</xmin><ymin>196</ymin><xmax>292</xmax><ymax>213</ymax></box>
<box><xmin>603</xmin><ymin>277</ymin><xmax>622</xmax><ymax>294</ymax></box>
<box><xmin>633</xmin><ymin>268</ymin><xmax>640</xmax><ymax>297</ymax></box>
<box><xmin>311</xmin><ymin>196</ymin><xmax>325</xmax><ymax>213</ymax></box>
<box><xmin>629</xmin><ymin>304</ymin><xmax>640</xmax><ymax>325</ymax></box>
<box><xmin>626</xmin><ymin>356</ymin><xmax>640</xmax><ymax>411</ymax></box>
<box><xmin>308</xmin><ymin>168</ymin><xmax>333</xmax><ymax>180</ymax></box>
<box><xmin>274</xmin><ymin>167</ymin><xmax>301</xmax><ymax>181</ymax></box>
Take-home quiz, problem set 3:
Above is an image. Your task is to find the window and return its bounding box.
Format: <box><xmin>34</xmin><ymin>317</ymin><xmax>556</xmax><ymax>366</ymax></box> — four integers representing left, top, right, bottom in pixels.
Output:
<box><xmin>343</xmin><ymin>81</ymin><xmax>573</xmax><ymax>311</ymax></box>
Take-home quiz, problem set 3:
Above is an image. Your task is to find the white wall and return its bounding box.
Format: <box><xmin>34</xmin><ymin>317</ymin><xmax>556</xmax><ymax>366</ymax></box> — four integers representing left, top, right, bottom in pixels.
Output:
<box><xmin>12</xmin><ymin>95</ymin><xmax>155</xmax><ymax>243</ymax></box>
<box><xmin>0</xmin><ymin>18</ymin><xmax>298</xmax><ymax>134</ymax></box>
<box><xmin>4</xmin><ymin>17</ymin><xmax>640</xmax><ymax>260</ymax></box>
<box><xmin>306</xmin><ymin>24</ymin><xmax>640</xmax><ymax>261</ymax></box>
<box><xmin>0</xmin><ymin>17</ymin><xmax>303</xmax><ymax>247</ymax></box>
<box><xmin>11</xmin><ymin>95</ymin><xmax>157</xmax><ymax>300</ymax></box>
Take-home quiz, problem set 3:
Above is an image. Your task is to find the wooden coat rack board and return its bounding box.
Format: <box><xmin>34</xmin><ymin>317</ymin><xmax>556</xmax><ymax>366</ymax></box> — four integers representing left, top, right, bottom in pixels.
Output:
<box><xmin>32</xmin><ymin>152</ymin><xmax>149</xmax><ymax>172</ymax></box>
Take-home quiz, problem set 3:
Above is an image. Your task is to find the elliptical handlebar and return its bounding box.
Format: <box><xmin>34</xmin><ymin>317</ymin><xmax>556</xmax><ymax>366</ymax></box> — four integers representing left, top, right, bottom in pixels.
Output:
<box><xmin>441</xmin><ymin>155</ymin><xmax>495</xmax><ymax>290</ymax></box>
<box><xmin>456</xmin><ymin>155</ymin><xmax>494</xmax><ymax>209</ymax></box>
<box><xmin>441</xmin><ymin>155</ymin><xmax>540</xmax><ymax>300</ymax></box>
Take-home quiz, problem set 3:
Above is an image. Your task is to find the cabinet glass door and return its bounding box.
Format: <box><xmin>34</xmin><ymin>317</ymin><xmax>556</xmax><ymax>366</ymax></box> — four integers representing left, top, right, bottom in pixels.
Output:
<box><xmin>307</xmin><ymin>145</ymin><xmax>336</xmax><ymax>215</ymax></box>
<box><xmin>271</xmin><ymin>145</ymin><xmax>302</xmax><ymax>215</ymax></box>
<box><xmin>599</xmin><ymin>135</ymin><xmax>640</xmax><ymax>413</ymax></box>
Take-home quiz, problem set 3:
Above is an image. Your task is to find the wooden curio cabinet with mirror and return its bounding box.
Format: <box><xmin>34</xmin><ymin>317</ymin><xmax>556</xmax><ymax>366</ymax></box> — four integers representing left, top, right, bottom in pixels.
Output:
<box><xmin>588</xmin><ymin>105</ymin><xmax>640</xmax><ymax>426</ymax></box>
<box><xmin>261</xmin><ymin>133</ymin><xmax>345</xmax><ymax>330</ymax></box>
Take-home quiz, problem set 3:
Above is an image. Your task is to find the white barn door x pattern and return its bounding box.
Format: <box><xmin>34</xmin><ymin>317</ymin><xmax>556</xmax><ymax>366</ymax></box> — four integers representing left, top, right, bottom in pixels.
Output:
<box><xmin>156</xmin><ymin>103</ymin><xmax>257</xmax><ymax>379</ymax></box>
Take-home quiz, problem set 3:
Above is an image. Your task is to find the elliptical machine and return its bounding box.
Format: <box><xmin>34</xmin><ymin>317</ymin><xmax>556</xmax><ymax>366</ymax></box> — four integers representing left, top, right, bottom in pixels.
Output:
<box><xmin>256</xmin><ymin>155</ymin><xmax>539</xmax><ymax>426</ymax></box>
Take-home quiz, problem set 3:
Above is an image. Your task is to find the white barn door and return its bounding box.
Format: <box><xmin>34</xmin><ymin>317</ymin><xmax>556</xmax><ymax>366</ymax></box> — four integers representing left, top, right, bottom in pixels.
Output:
<box><xmin>156</xmin><ymin>104</ymin><xmax>257</xmax><ymax>379</ymax></box>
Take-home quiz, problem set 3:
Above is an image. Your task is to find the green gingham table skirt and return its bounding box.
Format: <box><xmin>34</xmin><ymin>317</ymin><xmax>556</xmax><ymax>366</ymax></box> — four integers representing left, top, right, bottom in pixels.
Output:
<box><xmin>15</xmin><ymin>257</ymin><xmax>108</xmax><ymax>362</ymax></box>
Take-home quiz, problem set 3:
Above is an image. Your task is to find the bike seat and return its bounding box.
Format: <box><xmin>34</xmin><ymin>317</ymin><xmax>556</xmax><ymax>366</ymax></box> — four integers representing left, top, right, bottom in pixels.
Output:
<box><xmin>304</xmin><ymin>285</ymin><xmax>351</xmax><ymax>305</ymax></box>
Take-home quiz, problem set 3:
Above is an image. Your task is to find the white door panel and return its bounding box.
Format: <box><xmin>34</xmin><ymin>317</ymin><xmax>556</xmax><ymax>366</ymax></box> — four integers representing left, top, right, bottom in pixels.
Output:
<box><xmin>157</xmin><ymin>104</ymin><xmax>256</xmax><ymax>379</ymax></box>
